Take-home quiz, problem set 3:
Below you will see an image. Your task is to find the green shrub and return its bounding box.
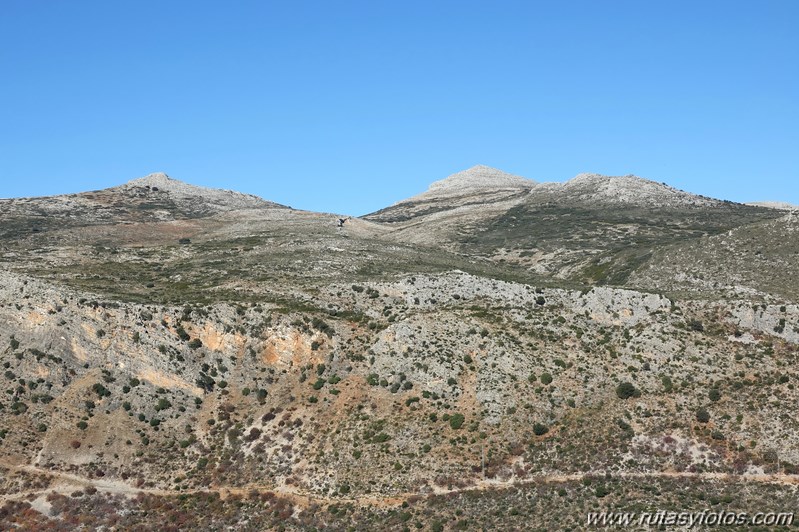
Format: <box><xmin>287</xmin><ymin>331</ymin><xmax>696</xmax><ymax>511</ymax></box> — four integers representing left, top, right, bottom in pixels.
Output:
<box><xmin>533</xmin><ymin>423</ymin><xmax>549</xmax><ymax>436</ymax></box>
<box><xmin>687</xmin><ymin>319</ymin><xmax>704</xmax><ymax>332</ymax></box>
<box><xmin>176</xmin><ymin>326</ymin><xmax>190</xmax><ymax>341</ymax></box>
<box><xmin>540</xmin><ymin>373</ymin><xmax>553</xmax><ymax>385</ymax></box>
<box><xmin>696</xmin><ymin>408</ymin><xmax>710</xmax><ymax>423</ymax></box>
<box><xmin>449</xmin><ymin>413</ymin><xmax>465</xmax><ymax>430</ymax></box>
<box><xmin>92</xmin><ymin>383</ymin><xmax>110</xmax><ymax>397</ymax></box>
<box><xmin>616</xmin><ymin>382</ymin><xmax>639</xmax><ymax>399</ymax></box>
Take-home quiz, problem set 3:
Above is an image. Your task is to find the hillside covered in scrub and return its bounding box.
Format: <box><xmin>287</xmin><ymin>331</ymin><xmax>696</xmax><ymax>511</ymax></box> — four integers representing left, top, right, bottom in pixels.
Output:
<box><xmin>1</xmin><ymin>168</ymin><xmax>798</xmax><ymax>531</ymax></box>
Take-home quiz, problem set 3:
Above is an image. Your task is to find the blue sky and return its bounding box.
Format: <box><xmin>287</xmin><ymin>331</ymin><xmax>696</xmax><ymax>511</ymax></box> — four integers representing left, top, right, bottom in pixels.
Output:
<box><xmin>1</xmin><ymin>1</ymin><xmax>797</xmax><ymax>215</ymax></box>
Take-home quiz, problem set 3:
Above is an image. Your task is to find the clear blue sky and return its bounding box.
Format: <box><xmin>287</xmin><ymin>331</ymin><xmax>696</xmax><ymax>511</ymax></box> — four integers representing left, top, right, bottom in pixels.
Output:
<box><xmin>1</xmin><ymin>1</ymin><xmax>797</xmax><ymax>214</ymax></box>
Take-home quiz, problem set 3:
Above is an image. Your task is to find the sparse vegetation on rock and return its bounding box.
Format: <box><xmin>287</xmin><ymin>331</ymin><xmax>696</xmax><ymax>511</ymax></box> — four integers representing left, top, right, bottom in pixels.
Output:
<box><xmin>0</xmin><ymin>169</ymin><xmax>796</xmax><ymax>529</ymax></box>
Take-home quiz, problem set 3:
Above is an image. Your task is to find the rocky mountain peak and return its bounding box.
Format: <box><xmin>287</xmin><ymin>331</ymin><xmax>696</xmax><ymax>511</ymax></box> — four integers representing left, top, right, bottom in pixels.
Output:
<box><xmin>127</xmin><ymin>172</ymin><xmax>173</xmax><ymax>187</ymax></box>
<box><xmin>427</xmin><ymin>165</ymin><xmax>536</xmax><ymax>193</ymax></box>
<box><xmin>115</xmin><ymin>172</ymin><xmax>283</xmax><ymax>211</ymax></box>
<box><xmin>123</xmin><ymin>173</ymin><xmax>200</xmax><ymax>195</ymax></box>
<box><xmin>556</xmin><ymin>172</ymin><xmax>719</xmax><ymax>207</ymax></box>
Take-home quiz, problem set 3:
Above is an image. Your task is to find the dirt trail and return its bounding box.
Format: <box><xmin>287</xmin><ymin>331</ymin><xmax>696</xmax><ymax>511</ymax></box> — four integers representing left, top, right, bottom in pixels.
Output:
<box><xmin>1</xmin><ymin>460</ymin><xmax>797</xmax><ymax>509</ymax></box>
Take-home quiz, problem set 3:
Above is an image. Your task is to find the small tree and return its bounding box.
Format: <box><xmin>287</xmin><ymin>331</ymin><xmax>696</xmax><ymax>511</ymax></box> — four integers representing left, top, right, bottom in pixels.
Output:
<box><xmin>696</xmin><ymin>408</ymin><xmax>710</xmax><ymax>423</ymax></box>
<box><xmin>616</xmin><ymin>382</ymin><xmax>639</xmax><ymax>399</ymax></box>
<box><xmin>176</xmin><ymin>326</ymin><xmax>190</xmax><ymax>341</ymax></box>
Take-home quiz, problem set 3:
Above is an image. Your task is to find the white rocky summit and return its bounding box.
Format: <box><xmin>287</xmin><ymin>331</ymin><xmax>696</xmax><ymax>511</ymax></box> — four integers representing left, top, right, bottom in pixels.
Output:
<box><xmin>427</xmin><ymin>165</ymin><xmax>536</xmax><ymax>193</ymax></box>
<box><xmin>419</xmin><ymin>166</ymin><xmax>719</xmax><ymax>208</ymax></box>
<box><xmin>542</xmin><ymin>172</ymin><xmax>722</xmax><ymax>208</ymax></box>
<box><xmin>122</xmin><ymin>172</ymin><xmax>279</xmax><ymax>210</ymax></box>
<box><xmin>128</xmin><ymin>172</ymin><xmax>174</xmax><ymax>187</ymax></box>
<box><xmin>125</xmin><ymin>172</ymin><xmax>231</xmax><ymax>196</ymax></box>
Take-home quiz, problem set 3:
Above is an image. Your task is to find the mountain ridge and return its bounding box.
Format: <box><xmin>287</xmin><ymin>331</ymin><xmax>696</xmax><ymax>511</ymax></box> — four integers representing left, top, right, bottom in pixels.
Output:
<box><xmin>2</xmin><ymin>167</ymin><xmax>789</xmax><ymax>213</ymax></box>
